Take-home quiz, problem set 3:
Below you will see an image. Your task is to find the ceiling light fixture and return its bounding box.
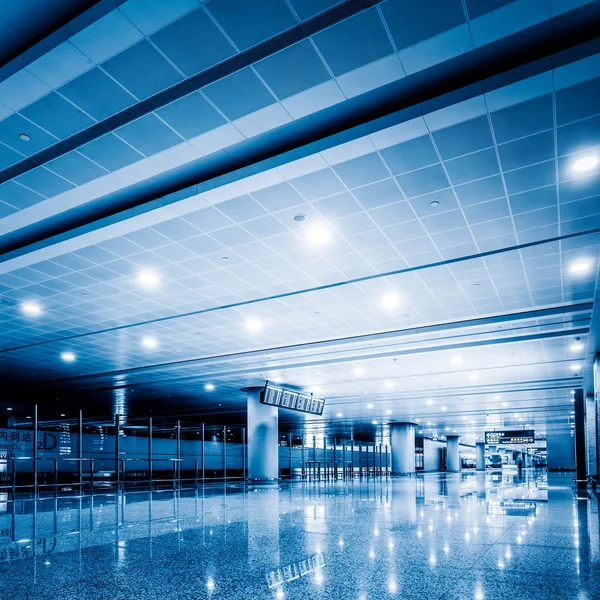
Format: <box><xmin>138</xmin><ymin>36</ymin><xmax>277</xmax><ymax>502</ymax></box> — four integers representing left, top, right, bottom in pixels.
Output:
<box><xmin>367</xmin><ymin>403</ymin><xmax>373</xmax><ymax>409</ymax></box>
<box><xmin>337</xmin><ymin>412</ymin><xmax>343</xmax><ymax>417</ymax></box>
<box><xmin>141</xmin><ymin>336</ymin><xmax>158</xmax><ymax>350</ymax></box>
<box><xmin>569</xmin><ymin>261</ymin><xmax>591</xmax><ymax>274</ymax></box>
<box><xmin>354</xmin><ymin>366</ymin><xmax>365</xmax><ymax>376</ymax></box>
<box><xmin>60</xmin><ymin>352</ymin><xmax>76</xmax><ymax>363</ymax></box>
<box><xmin>451</xmin><ymin>356</ymin><xmax>463</xmax><ymax>365</ymax></box>
<box><xmin>430</xmin><ymin>200</ymin><xmax>440</xmax><ymax>207</ymax></box>
<box><xmin>570</xmin><ymin>342</ymin><xmax>584</xmax><ymax>353</ymax></box>
<box><xmin>293</xmin><ymin>213</ymin><xmax>307</xmax><ymax>222</ymax></box>
<box><xmin>372</xmin><ymin>420</ymin><xmax>378</xmax><ymax>425</ymax></box>
<box><xmin>304</xmin><ymin>222</ymin><xmax>331</xmax><ymax>246</ymax></box>
<box><xmin>245</xmin><ymin>316</ymin><xmax>263</xmax><ymax>333</ymax></box>
<box><xmin>572</xmin><ymin>155</ymin><xmax>598</xmax><ymax>172</ymax></box>
<box><xmin>380</xmin><ymin>292</ymin><xmax>400</xmax><ymax>310</ymax></box>
<box><xmin>21</xmin><ymin>301</ymin><xmax>42</xmax><ymax>316</ymax></box>
<box><xmin>205</xmin><ymin>383</ymin><xmax>215</xmax><ymax>391</ymax></box>
<box><xmin>137</xmin><ymin>269</ymin><xmax>160</xmax><ymax>288</ymax></box>
<box><xmin>570</xmin><ymin>364</ymin><xmax>581</xmax><ymax>372</ymax></box>
<box><xmin>494</xmin><ymin>395</ymin><xmax>501</xmax><ymax>400</ymax></box>
<box><xmin>19</xmin><ymin>133</ymin><xmax>31</xmax><ymax>142</ymax></box>
<box><xmin>470</xmin><ymin>373</ymin><xmax>479</xmax><ymax>381</ymax></box>
<box><xmin>426</xmin><ymin>399</ymin><xmax>433</xmax><ymax>406</ymax></box>
<box><xmin>384</xmin><ymin>380</ymin><xmax>394</xmax><ymax>390</ymax></box>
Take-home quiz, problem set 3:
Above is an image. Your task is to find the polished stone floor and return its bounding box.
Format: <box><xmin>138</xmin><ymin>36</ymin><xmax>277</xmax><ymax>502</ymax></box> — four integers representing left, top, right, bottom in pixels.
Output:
<box><xmin>0</xmin><ymin>470</ymin><xmax>597</xmax><ymax>599</ymax></box>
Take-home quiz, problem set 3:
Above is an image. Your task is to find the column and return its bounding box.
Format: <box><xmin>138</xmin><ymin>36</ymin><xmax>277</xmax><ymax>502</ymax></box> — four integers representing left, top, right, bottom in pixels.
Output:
<box><xmin>586</xmin><ymin>392</ymin><xmax>598</xmax><ymax>480</ymax></box>
<box><xmin>574</xmin><ymin>388</ymin><xmax>587</xmax><ymax>482</ymax></box>
<box><xmin>476</xmin><ymin>442</ymin><xmax>485</xmax><ymax>471</ymax></box>
<box><xmin>246</xmin><ymin>387</ymin><xmax>278</xmax><ymax>481</ymax></box>
<box><xmin>390</xmin><ymin>423</ymin><xmax>415</xmax><ymax>475</ymax></box>
<box><xmin>446</xmin><ymin>435</ymin><xmax>460</xmax><ymax>472</ymax></box>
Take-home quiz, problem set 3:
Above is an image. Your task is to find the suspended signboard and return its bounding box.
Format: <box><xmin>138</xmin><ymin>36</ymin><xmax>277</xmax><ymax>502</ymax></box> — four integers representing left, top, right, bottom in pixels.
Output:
<box><xmin>260</xmin><ymin>383</ymin><xmax>325</xmax><ymax>416</ymax></box>
<box><xmin>485</xmin><ymin>430</ymin><xmax>535</xmax><ymax>444</ymax></box>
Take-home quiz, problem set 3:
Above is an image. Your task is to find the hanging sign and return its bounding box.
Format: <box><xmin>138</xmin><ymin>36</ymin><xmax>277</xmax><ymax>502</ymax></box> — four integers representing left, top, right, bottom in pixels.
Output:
<box><xmin>260</xmin><ymin>383</ymin><xmax>325</xmax><ymax>415</ymax></box>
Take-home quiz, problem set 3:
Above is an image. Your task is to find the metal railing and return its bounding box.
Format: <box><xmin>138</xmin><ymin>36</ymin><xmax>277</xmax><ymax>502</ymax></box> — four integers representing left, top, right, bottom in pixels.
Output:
<box><xmin>0</xmin><ymin>456</ymin><xmax>244</xmax><ymax>500</ymax></box>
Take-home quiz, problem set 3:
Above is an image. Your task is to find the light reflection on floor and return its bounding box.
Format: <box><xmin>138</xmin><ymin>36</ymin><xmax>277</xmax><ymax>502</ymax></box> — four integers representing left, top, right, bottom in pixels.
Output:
<box><xmin>0</xmin><ymin>470</ymin><xmax>597</xmax><ymax>599</ymax></box>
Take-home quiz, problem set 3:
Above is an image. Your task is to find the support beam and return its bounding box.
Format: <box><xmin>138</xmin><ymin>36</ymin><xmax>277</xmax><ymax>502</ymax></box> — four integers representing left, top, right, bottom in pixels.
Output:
<box><xmin>246</xmin><ymin>387</ymin><xmax>278</xmax><ymax>481</ymax></box>
<box><xmin>574</xmin><ymin>389</ymin><xmax>587</xmax><ymax>482</ymax></box>
<box><xmin>476</xmin><ymin>442</ymin><xmax>486</xmax><ymax>471</ymax></box>
<box><xmin>390</xmin><ymin>423</ymin><xmax>415</xmax><ymax>475</ymax></box>
<box><xmin>447</xmin><ymin>436</ymin><xmax>460</xmax><ymax>472</ymax></box>
<box><xmin>586</xmin><ymin>393</ymin><xmax>597</xmax><ymax>479</ymax></box>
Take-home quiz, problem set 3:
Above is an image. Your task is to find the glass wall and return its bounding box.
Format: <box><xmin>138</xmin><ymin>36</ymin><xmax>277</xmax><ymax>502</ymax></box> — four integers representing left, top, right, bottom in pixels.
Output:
<box><xmin>1</xmin><ymin>404</ymin><xmax>392</xmax><ymax>497</ymax></box>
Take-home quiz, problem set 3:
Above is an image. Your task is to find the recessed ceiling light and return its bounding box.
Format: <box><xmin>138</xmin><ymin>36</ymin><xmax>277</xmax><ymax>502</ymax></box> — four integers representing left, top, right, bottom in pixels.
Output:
<box><xmin>26</xmin><ymin>416</ymin><xmax>31</xmax><ymax>419</ymax></box>
<box><xmin>354</xmin><ymin>366</ymin><xmax>365</xmax><ymax>376</ymax></box>
<box><xmin>304</xmin><ymin>222</ymin><xmax>330</xmax><ymax>246</ymax></box>
<box><xmin>61</xmin><ymin>413</ymin><xmax>66</xmax><ymax>417</ymax></box>
<box><xmin>470</xmin><ymin>373</ymin><xmax>479</xmax><ymax>381</ymax></box>
<box><xmin>440</xmin><ymin>406</ymin><xmax>447</xmax><ymax>411</ymax></box>
<box><xmin>430</xmin><ymin>200</ymin><xmax>440</xmax><ymax>207</ymax></box>
<box><xmin>205</xmin><ymin>383</ymin><xmax>215</xmax><ymax>391</ymax></box>
<box><xmin>572</xmin><ymin>155</ymin><xmax>598</xmax><ymax>172</ymax></box>
<box><xmin>386</xmin><ymin>409</ymin><xmax>392</xmax><ymax>415</ymax></box>
<box><xmin>367</xmin><ymin>403</ymin><xmax>373</xmax><ymax>409</ymax></box>
<box><xmin>451</xmin><ymin>356</ymin><xmax>463</xmax><ymax>365</ymax></box>
<box><xmin>60</xmin><ymin>351</ymin><xmax>76</xmax><ymax>363</ymax></box>
<box><xmin>494</xmin><ymin>395</ymin><xmax>501</xmax><ymax>400</ymax></box>
<box><xmin>570</xmin><ymin>364</ymin><xmax>580</xmax><ymax>372</ymax></box>
<box><xmin>570</xmin><ymin>342</ymin><xmax>584</xmax><ymax>352</ymax></box>
<box><xmin>372</xmin><ymin>420</ymin><xmax>378</xmax><ymax>425</ymax></box>
<box><xmin>337</xmin><ymin>412</ymin><xmax>343</xmax><ymax>417</ymax></box>
<box><xmin>380</xmin><ymin>291</ymin><xmax>400</xmax><ymax>310</ymax></box>
<box><xmin>293</xmin><ymin>213</ymin><xmax>307</xmax><ymax>222</ymax></box>
<box><xmin>221</xmin><ymin>256</ymin><xmax>229</xmax><ymax>261</ymax></box>
<box><xmin>21</xmin><ymin>301</ymin><xmax>42</xmax><ymax>316</ymax></box>
<box><xmin>19</xmin><ymin>133</ymin><xmax>31</xmax><ymax>142</ymax></box>
<box><xmin>473</xmin><ymin>283</ymin><xmax>480</xmax><ymax>288</ymax></box>
<box><xmin>569</xmin><ymin>261</ymin><xmax>591</xmax><ymax>274</ymax></box>
<box><xmin>137</xmin><ymin>269</ymin><xmax>160</xmax><ymax>288</ymax></box>
<box><xmin>502</xmin><ymin>402</ymin><xmax>508</xmax><ymax>408</ymax></box>
<box><xmin>384</xmin><ymin>380</ymin><xmax>394</xmax><ymax>389</ymax></box>
<box><xmin>245</xmin><ymin>316</ymin><xmax>263</xmax><ymax>333</ymax></box>
<box><xmin>141</xmin><ymin>336</ymin><xmax>158</xmax><ymax>350</ymax></box>
<box><xmin>426</xmin><ymin>399</ymin><xmax>433</xmax><ymax>406</ymax></box>
<box><xmin>571</xmin><ymin>390</ymin><xmax>575</xmax><ymax>394</ymax></box>
<box><xmin>6</xmin><ymin>407</ymin><xmax>12</xmax><ymax>411</ymax></box>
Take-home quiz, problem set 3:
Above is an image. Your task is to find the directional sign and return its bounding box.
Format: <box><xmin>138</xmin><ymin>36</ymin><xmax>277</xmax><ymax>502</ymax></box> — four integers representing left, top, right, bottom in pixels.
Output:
<box><xmin>260</xmin><ymin>383</ymin><xmax>325</xmax><ymax>415</ymax></box>
<box><xmin>485</xmin><ymin>430</ymin><xmax>535</xmax><ymax>444</ymax></box>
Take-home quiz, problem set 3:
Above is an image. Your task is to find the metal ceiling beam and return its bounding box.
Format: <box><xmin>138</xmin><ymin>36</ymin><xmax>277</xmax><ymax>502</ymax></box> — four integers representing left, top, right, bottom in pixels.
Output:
<box><xmin>9</xmin><ymin>322</ymin><xmax>589</xmax><ymax>397</ymax></box>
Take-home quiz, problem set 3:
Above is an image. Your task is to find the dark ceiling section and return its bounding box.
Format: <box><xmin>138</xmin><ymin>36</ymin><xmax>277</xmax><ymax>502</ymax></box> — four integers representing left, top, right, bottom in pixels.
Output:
<box><xmin>0</xmin><ymin>0</ymin><xmax>101</xmax><ymax>70</ymax></box>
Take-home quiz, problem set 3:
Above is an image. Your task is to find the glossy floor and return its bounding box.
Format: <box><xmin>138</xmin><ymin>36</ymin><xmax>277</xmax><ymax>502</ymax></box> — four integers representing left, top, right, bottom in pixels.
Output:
<box><xmin>0</xmin><ymin>470</ymin><xmax>597</xmax><ymax>599</ymax></box>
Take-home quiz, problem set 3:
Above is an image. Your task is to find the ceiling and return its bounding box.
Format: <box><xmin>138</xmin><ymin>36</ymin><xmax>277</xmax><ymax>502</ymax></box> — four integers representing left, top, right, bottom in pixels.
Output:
<box><xmin>0</xmin><ymin>0</ymin><xmax>599</xmax><ymax>442</ymax></box>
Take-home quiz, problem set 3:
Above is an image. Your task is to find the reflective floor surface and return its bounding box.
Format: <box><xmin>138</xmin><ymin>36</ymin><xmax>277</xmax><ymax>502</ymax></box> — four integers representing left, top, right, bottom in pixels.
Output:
<box><xmin>0</xmin><ymin>470</ymin><xmax>598</xmax><ymax>599</ymax></box>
